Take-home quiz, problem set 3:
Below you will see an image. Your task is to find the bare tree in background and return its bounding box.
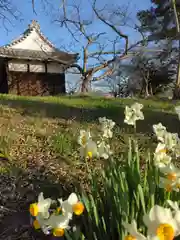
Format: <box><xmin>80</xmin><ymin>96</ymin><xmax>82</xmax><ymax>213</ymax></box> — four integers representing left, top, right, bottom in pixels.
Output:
<box><xmin>52</xmin><ymin>0</ymin><xmax>145</xmax><ymax>93</ymax></box>
<box><xmin>0</xmin><ymin>0</ymin><xmax>22</xmax><ymax>30</ymax></box>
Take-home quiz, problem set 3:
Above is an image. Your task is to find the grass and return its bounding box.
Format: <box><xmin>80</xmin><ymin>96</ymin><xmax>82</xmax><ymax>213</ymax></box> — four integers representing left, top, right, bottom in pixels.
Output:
<box><xmin>0</xmin><ymin>93</ymin><xmax>180</xmax><ymax>172</ymax></box>
<box><xmin>0</xmin><ymin>94</ymin><xmax>180</xmax><ymax>238</ymax></box>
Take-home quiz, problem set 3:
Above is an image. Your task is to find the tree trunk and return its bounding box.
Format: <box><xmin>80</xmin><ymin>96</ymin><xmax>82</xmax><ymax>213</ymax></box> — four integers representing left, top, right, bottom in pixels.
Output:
<box><xmin>149</xmin><ymin>82</ymin><xmax>153</xmax><ymax>96</ymax></box>
<box><xmin>143</xmin><ymin>78</ymin><xmax>150</xmax><ymax>98</ymax></box>
<box><xmin>172</xmin><ymin>0</ymin><xmax>180</xmax><ymax>99</ymax></box>
<box><xmin>173</xmin><ymin>40</ymin><xmax>180</xmax><ymax>99</ymax></box>
<box><xmin>81</xmin><ymin>75</ymin><xmax>91</xmax><ymax>93</ymax></box>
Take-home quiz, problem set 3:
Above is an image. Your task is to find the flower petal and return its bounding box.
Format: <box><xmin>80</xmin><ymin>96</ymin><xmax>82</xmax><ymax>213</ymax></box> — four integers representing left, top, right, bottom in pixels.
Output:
<box><xmin>68</xmin><ymin>193</ymin><xmax>78</xmax><ymax>205</ymax></box>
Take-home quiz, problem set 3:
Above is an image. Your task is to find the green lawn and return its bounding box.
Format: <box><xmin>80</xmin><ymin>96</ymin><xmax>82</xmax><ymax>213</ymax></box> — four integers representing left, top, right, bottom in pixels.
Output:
<box><xmin>0</xmin><ymin>94</ymin><xmax>179</xmax><ymax>187</ymax></box>
<box><xmin>0</xmin><ymin>94</ymin><xmax>180</xmax><ymax>171</ymax></box>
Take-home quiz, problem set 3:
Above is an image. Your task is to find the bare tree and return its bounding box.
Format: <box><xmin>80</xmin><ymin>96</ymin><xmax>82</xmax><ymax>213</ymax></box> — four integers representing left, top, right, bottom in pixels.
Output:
<box><xmin>0</xmin><ymin>0</ymin><xmax>22</xmax><ymax>31</ymax></box>
<box><xmin>52</xmin><ymin>0</ymin><xmax>145</xmax><ymax>93</ymax></box>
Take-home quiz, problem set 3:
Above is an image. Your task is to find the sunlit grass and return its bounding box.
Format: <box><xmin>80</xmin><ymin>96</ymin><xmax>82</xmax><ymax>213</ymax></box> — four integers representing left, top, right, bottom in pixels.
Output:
<box><xmin>0</xmin><ymin>93</ymin><xmax>179</xmax><ymax>179</ymax></box>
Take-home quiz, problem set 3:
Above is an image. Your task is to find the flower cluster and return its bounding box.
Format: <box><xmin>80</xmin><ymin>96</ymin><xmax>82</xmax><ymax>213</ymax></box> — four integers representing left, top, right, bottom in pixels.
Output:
<box><xmin>153</xmin><ymin>121</ymin><xmax>180</xmax><ymax>192</ymax></box>
<box><xmin>124</xmin><ymin>102</ymin><xmax>144</xmax><ymax>127</ymax></box>
<box><xmin>30</xmin><ymin>101</ymin><xmax>180</xmax><ymax>240</ymax></box>
<box><xmin>29</xmin><ymin>192</ymin><xmax>84</xmax><ymax>237</ymax></box>
<box><xmin>77</xmin><ymin>117</ymin><xmax>115</xmax><ymax>160</ymax></box>
<box><xmin>124</xmin><ymin>200</ymin><xmax>180</xmax><ymax>240</ymax></box>
<box><xmin>124</xmin><ymin>102</ymin><xmax>180</xmax><ymax>193</ymax></box>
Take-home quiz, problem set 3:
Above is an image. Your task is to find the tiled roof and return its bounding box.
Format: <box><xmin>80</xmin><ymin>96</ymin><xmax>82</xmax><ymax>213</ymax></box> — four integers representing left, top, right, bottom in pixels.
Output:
<box><xmin>0</xmin><ymin>47</ymin><xmax>78</xmax><ymax>64</ymax></box>
<box><xmin>0</xmin><ymin>20</ymin><xmax>78</xmax><ymax>65</ymax></box>
<box><xmin>4</xmin><ymin>20</ymin><xmax>56</xmax><ymax>50</ymax></box>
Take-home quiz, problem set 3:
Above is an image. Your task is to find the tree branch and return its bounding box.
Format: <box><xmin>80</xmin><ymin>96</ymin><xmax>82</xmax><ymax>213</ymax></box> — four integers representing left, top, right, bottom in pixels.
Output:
<box><xmin>92</xmin><ymin>0</ymin><xmax>129</xmax><ymax>54</ymax></box>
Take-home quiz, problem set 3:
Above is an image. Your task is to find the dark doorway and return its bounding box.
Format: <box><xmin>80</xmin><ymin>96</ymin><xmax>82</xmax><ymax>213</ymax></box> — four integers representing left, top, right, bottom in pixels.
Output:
<box><xmin>0</xmin><ymin>59</ymin><xmax>8</xmax><ymax>94</ymax></box>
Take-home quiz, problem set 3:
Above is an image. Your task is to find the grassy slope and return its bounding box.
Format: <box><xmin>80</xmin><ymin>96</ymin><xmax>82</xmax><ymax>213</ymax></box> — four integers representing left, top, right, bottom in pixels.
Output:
<box><xmin>0</xmin><ymin>94</ymin><xmax>180</xmax><ymax>190</ymax></box>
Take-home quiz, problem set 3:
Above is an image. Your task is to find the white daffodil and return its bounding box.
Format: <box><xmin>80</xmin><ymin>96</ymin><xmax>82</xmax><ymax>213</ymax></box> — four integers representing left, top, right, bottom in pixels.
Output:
<box><xmin>167</xmin><ymin>200</ymin><xmax>180</xmax><ymax>233</ymax></box>
<box><xmin>163</xmin><ymin>132</ymin><xmax>179</xmax><ymax>151</ymax></box>
<box><xmin>123</xmin><ymin>220</ymin><xmax>158</xmax><ymax>240</ymax></box>
<box><xmin>123</xmin><ymin>220</ymin><xmax>147</xmax><ymax>240</ymax></box>
<box><xmin>167</xmin><ymin>200</ymin><xmax>179</xmax><ymax>212</ymax></box>
<box><xmin>99</xmin><ymin>117</ymin><xmax>115</xmax><ymax>138</ymax></box>
<box><xmin>175</xmin><ymin>105</ymin><xmax>180</xmax><ymax>120</ymax></box>
<box><xmin>152</xmin><ymin>123</ymin><xmax>166</xmax><ymax>142</ymax></box>
<box><xmin>47</xmin><ymin>213</ymin><xmax>70</xmax><ymax>237</ymax></box>
<box><xmin>29</xmin><ymin>192</ymin><xmax>52</xmax><ymax>218</ymax></box>
<box><xmin>79</xmin><ymin>139</ymin><xmax>98</xmax><ymax>159</ymax></box>
<box><xmin>78</xmin><ymin>130</ymin><xmax>91</xmax><ymax>147</ymax></box>
<box><xmin>58</xmin><ymin>193</ymin><xmax>84</xmax><ymax>219</ymax></box>
<box><xmin>102</xmin><ymin>127</ymin><xmax>113</xmax><ymax>139</ymax></box>
<box><xmin>159</xmin><ymin>177</ymin><xmax>180</xmax><ymax>192</ymax></box>
<box><xmin>154</xmin><ymin>143</ymin><xmax>171</xmax><ymax>168</ymax></box>
<box><xmin>99</xmin><ymin>117</ymin><xmax>115</xmax><ymax>128</ymax></box>
<box><xmin>143</xmin><ymin>205</ymin><xmax>179</xmax><ymax>240</ymax></box>
<box><xmin>32</xmin><ymin>213</ymin><xmax>52</xmax><ymax>235</ymax></box>
<box><xmin>160</xmin><ymin>163</ymin><xmax>180</xmax><ymax>182</ymax></box>
<box><xmin>97</xmin><ymin>140</ymin><xmax>112</xmax><ymax>159</ymax></box>
<box><xmin>173</xmin><ymin>142</ymin><xmax>180</xmax><ymax>158</ymax></box>
<box><xmin>155</xmin><ymin>143</ymin><xmax>167</xmax><ymax>154</ymax></box>
<box><xmin>124</xmin><ymin>102</ymin><xmax>144</xmax><ymax>126</ymax></box>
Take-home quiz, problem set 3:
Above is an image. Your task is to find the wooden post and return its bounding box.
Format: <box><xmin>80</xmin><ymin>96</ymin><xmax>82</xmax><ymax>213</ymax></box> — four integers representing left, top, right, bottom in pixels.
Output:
<box><xmin>44</xmin><ymin>62</ymin><xmax>47</xmax><ymax>73</ymax></box>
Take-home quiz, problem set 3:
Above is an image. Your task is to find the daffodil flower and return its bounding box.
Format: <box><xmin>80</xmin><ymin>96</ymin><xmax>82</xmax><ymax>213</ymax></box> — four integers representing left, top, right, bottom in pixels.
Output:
<box><xmin>160</xmin><ymin>163</ymin><xmax>180</xmax><ymax>182</ymax></box>
<box><xmin>99</xmin><ymin>117</ymin><xmax>115</xmax><ymax>138</ymax></box>
<box><xmin>155</xmin><ymin>143</ymin><xmax>167</xmax><ymax>154</ymax></box>
<box><xmin>167</xmin><ymin>201</ymin><xmax>180</xmax><ymax>235</ymax></box>
<box><xmin>154</xmin><ymin>143</ymin><xmax>171</xmax><ymax>168</ymax></box>
<box><xmin>123</xmin><ymin>220</ymin><xmax>147</xmax><ymax>240</ymax></box>
<box><xmin>152</xmin><ymin>123</ymin><xmax>167</xmax><ymax>142</ymax></box>
<box><xmin>175</xmin><ymin>105</ymin><xmax>180</xmax><ymax>120</ymax></box>
<box><xmin>173</xmin><ymin>143</ymin><xmax>180</xmax><ymax>158</ymax></box>
<box><xmin>47</xmin><ymin>214</ymin><xmax>70</xmax><ymax>237</ymax></box>
<box><xmin>78</xmin><ymin>130</ymin><xmax>91</xmax><ymax>147</ymax></box>
<box><xmin>123</xmin><ymin>220</ymin><xmax>158</xmax><ymax>240</ymax></box>
<box><xmin>97</xmin><ymin>140</ymin><xmax>112</xmax><ymax>159</ymax></box>
<box><xmin>163</xmin><ymin>132</ymin><xmax>179</xmax><ymax>151</ymax></box>
<box><xmin>58</xmin><ymin>193</ymin><xmax>84</xmax><ymax>219</ymax></box>
<box><xmin>124</xmin><ymin>102</ymin><xmax>144</xmax><ymax>127</ymax></box>
<box><xmin>29</xmin><ymin>192</ymin><xmax>52</xmax><ymax>218</ymax></box>
<box><xmin>167</xmin><ymin>200</ymin><xmax>179</xmax><ymax>212</ymax></box>
<box><xmin>143</xmin><ymin>205</ymin><xmax>179</xmax><ymax>240</ymax></box>
<box><xmin>159</xmin><ymin>177</ymin><xmax>180</xmax><ymax>192</ymax></box>
<box><xmin>34</xmin><ymin>213</ymin><xmax>52</xmax><ymax>235</ymax></box>
<box><xmin>79</xmin><ymin>139</ymin><xmax>98</xmax><ymax>159</ymax></box>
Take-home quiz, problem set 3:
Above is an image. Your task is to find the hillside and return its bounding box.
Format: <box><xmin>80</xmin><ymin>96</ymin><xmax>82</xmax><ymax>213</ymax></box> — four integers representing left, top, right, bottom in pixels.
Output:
<box><xmin>0</xmin><ymin>94</ymin><xmax>180</xmax><ymax>239</ymax></box>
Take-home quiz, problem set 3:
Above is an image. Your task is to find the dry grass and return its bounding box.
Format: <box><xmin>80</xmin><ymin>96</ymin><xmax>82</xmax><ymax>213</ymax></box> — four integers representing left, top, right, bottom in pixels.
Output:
<box><xmin>0</xmin><ymin>94</ymin><xmax>180</xmax><ymax>179</ymax></box>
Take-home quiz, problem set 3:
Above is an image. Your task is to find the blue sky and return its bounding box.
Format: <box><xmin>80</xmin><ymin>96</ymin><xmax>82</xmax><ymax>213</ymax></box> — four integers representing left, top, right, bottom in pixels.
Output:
<box><xmin>0</xmin><ymin>0</ymin><xmax>151</xmax><ymax>92</ymax></box>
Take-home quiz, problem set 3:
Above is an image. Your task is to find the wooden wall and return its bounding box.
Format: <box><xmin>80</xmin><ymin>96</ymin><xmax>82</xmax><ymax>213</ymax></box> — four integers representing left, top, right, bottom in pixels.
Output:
<box><xmin>7</xmin><ymin>71</ymin><xmax>66</xmax><ymax>96</ymax></box>
<box><xmin>0</xmin><ymin>58</ymin><xmax>66</xmax><ymax>96</ymax></box>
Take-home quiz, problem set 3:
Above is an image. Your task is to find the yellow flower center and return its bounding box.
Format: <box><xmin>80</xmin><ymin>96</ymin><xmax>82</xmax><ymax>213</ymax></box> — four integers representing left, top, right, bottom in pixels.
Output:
<box><xmin>33</xmin><ymin>219</ymin><xmax>41</xmax><ymax>229</ymax></box>
<box><xmin>167</xmin><ymin>173</ymin><xmax>177</xmax><ymax>181</ymax></box>
<box><xmin>54</xmin><ymin>207</ymin><xmax>62</xmax><ymax>215</ymax></box>
<box><xmin>29</xmin><ymin>203</ymin><xmax>38</xmax><ymax>216</ymax></box>
<box><xmin>165</xmin><ymin>184</ymin><xmax>172</xmax><ymax>192</ymax></box>
<box><xmin>124</xmin><ymin>235</ymin><xmax>136</xmax><ymax>240</ymax></box>
<box><xmin>81</xmin><ymin>136</ymin><xmax>87</xmax><ymax>145</ymax></box>
<box><xmin>159</xmin><ymin>148</ymin><xmax>167</xmax><ymax>154</ymax></box>
<box><xmin>87</xmin><ymin>151</ymin><xmax>92</xmax><ymax>159</ymax></box>
<box><xmin>73</xmin><ymin>202</ymin><xmax>85</xmax><ymax>215</ymax></box>
<box><xmin>53</xmin><ymin>228</ymin><xmax>65</xmax><ymax>237</ymax></box>
<box><xmin>156</xmin><ymin>223</ymin><xmax>174</xmax><ymax>240</ymax></box>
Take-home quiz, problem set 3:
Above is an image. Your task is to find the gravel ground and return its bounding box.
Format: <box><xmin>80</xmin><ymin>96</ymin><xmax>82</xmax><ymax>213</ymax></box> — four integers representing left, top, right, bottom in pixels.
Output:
<box><xmin>0</xmin><ymin>167</ymin><xmax>69</xmax><ymax>240</ymax></box>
